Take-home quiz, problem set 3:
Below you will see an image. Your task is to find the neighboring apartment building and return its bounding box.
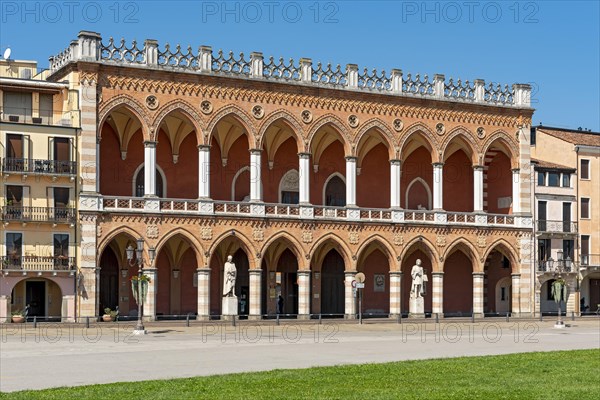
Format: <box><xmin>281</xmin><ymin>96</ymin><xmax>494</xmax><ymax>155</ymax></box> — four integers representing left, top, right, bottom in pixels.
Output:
<box><xmin>531</xmin><ymin>126</ymin><xmax>600</xmax><ymax>315</ymax></box>
<box><xmin>7</xmin><ymin>30</ymin><xmax>536</xmax><ymax>321</ymax></box>
<box><xmin>0</xmin><ymin>58</ymin><xmax>80</xmax><ymax>322</ymax></box>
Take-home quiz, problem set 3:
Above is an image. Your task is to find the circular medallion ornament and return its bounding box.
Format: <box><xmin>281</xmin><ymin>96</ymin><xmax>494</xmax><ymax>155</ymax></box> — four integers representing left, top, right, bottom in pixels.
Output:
<box><xmin>435</xmin><ymin>123</ymin><xmax>445</xmax><ymax>135</ymax></box>
<box><xmin>348</xmin><ymin>114</ymin><xmax>359</xmax><ymax>128</ymax></box>
<box><xmin>393</xmin><ymin>118</ymin><xmax>404</xmax><ymax>132</ymax></box>
<box><xmin>145</xmin><ymin>95</ymin><xmax>159</xmax><ymax>110</ymax></box>
<box><xmin>200</xmin><ymin>100</ymin><xmax>213</xmax><ymax>114</ymax></box>
<box><xmin>252</xmin><ymin>105</ymin><xmax>265</xmax><ymax>119</ymax></box>
<box><xmin>301</xmin><ymin>109</ymin><xmax>313</xmax><ymax>124</ymax></box>
<box><xmin>477</xmin><ymin>127</ymin><xmax>486</xmax><ymax>139</ymax></box>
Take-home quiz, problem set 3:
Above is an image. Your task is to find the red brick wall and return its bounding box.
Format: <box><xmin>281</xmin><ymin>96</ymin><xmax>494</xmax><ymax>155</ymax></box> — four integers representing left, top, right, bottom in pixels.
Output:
<box><xmin>443</xmin><ymin>251</ymin><xmax>473</xmax><ymax>314</ymax></box>
<box><xmin>155</xmin><ymin>131</ymin><xmax>198</xmax><ymax>199</ymax></box>
<box><xmin>443</xmin><ymin>150</ymin><xmax>473</xmax><ymax>212</ymax></box>
<box><xmin>358</xmin><ymin>249</ymin><xmax>390</xmax><ymax>313</ymax></box>
<box><xmin>485</xmin><ymin>251</ymin><xmax>511</xmax><ymax>313</ymax></box>
<box><xmin>486</xmin><ymin>152</ymin><xmax>511</xmax><ymax>214</ymax></box>
<box><xmin>210</xmin><ymin>136</ymin><xmax>250</xmax><ymax>201</ymax></box>
<box><xmin>180</xmin><ymin>248</ymin><xmax>199</xmax><ymax>315</ymax></box>
<box><xmin>401</xmin><ymin>147</ymin><xmax>433</xmax><ymax>209</ymax></box>
<box><xmin>100</xmin><ymin>125</ymin><xmax>144</xmax><ymax>196</ymax></box>
<box><xmin>357</xmin><ymin>144</ymin><xmax>390</xmax><ymax>208</ymax></box>
<box><xmin>311</xmin><ymin>141</ymin><xmax>345</xmax><ymax>205</ymax></box>
<box><xmin>262</xmin><ymin>137</ymin><xmax>298</xmax><ymax>203</ymax></box>
<box><xmin>155</xmin><ymin>250</ymin><xmax>171</xmax><ymax>316</ymax></box>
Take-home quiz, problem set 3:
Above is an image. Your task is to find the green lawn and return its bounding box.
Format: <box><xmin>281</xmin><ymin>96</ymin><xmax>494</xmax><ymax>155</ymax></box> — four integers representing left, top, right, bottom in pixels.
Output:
<box><xmin>2</xmin><ymin>350</ymin><xmax>598</xmax><ymax>399</ymax></box>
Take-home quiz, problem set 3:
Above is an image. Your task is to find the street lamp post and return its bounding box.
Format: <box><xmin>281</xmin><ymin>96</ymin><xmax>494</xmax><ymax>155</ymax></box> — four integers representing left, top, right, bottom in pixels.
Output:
<box><xmin>126</xmin><ymin>238</ymin><xmax>155</xmax><ymax>335</ymax></box>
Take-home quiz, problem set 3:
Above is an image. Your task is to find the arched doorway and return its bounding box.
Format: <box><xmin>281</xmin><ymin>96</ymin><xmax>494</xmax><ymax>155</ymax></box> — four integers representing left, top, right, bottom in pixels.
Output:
<box><xmin>99</xmin><ymin>247</ymin><xmax>119</xmax><ymax>315</ymax></box>
<box><xmin>321</xmin><ymin>249</ymin><xmax>345</xmax><ymax>315</ymax></box>
<box><xmin>134</xmin><ymin>166</ymin><xmax>164</xmax><ymax>197</ymax></box>
<box><xmin>10</xmin><ymin>278</ymin><xmax>63</xmax><ymax>321</ymax></box>
<box><xmin>357</xmin><ymin>247</ymin><xmax>390</xmax><ymax>315</ymax></box>
<box><xmin>324</xmin><ymin>175</ymin><xmax>346</xmax><ymax>206</ymax></box>
<box><xmin>277</xmin><ymin>249</ymin><xmax>299</xmax><ymax>315</ymax></box>
<box><xmin>443</xmin><ymin>251</ymin><xmax>473</xmax><ymax>316</ymax></box>
<box><xmin>401</xmin><ymin>248</ymin><xmax>433</xmax><ymax>314</ymax></box>
<box><xmin>233</xmin><ymin>249</ymin><xmax>250</xmax><ymax>316</ymax></box>
<box><xmin>484</xmin><ymin>250</ymin><xmax>513</xmax><ymax>315</ymax></box>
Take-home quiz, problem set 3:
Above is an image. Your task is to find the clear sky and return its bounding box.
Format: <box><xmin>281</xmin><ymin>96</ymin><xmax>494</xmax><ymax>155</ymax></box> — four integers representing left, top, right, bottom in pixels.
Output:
<box><xmin>1</xmin><ymin>0</ymin><xmax>598</xmax><ymax>131</ymax></box>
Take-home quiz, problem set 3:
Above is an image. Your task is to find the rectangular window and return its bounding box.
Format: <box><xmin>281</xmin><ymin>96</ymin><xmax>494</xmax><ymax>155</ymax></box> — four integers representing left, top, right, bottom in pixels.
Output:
<box><xmin>581</xmin><ymin>235</ymin><xmax>590</xmax><ymax>265</ymax></box>
<box><xmin>39</xmin><ymin>93</ymin><xmax>53</xmax><ymax>122</ymax></box>
<box><xmin>538</xmin><ymin>239</ymin><xmax>551</xmax><ymax>261</ymax></box>
<box><xmin>537</xmin><ymin>172</ymin><xmax>545</xmax><ymax>186</ymax></box>
<box><xmin>563</xmin><ymin>240</ymin><xmax>574</xmax><ymax>261</ymax></box>
<box><xmin>538</xmin><ymin>201</ymin><xmax>547</xmax><ymax>231</ymax></box>
<box><xmin>54</xmin><ymin>234</ymin><xmax>69</xmax><ymax>269</ymax></box>
<box><xmin>548</xmin><ymin>172</ymin><xmax>560</xmax><ymax>187</ymax></box>
<box><xmin>530</xmin><ymin>127</ymin><xmax>536</xmax><ymax>145</ymax></box>
<box><xmin>581</xmin><ymin>160</ymin><xmax>590</xmax><ymax>180</ymax></box>
<box><xmin>563</xmin><ymin>203</ymin><xmax>572</xmax><ymax>232</ymax></box>
<box><xmin>547</xmin><ymin>280</ymin><xmax>556</xmax><ymax>301</ymax></box>
<box><xmin>3</xmin><ymin>91</ymin><xmax>32</xmax><ymax>120</ymax></box>
<box><xmin>5</xmin><ymin>232</ymin><xmax>22</xmax><ymax>268</ymax></box>
<box><xmin>53</xmin><ymin>187</ymin><xmax>70</xmax><ymax>207</ymax></box>
<box><xmin>562</xmin><ymin>174</ymin><xmax>570</xmax><ymax>187</ymax></box>
<box><xmin>581</xmin><ymin>198</ymin><xmax>590</xmax><ymax>219</ymax></box>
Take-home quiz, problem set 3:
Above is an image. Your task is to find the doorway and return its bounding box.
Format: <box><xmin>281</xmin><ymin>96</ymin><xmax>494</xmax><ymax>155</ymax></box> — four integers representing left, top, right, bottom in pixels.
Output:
<box><xmin>26</xmin><ymin>281</ymin><xmax>46</xmax><ymax>317</ymax></box>
<box><xmin>321</xmin><ymin>250</ymin><xmax>344</xmax><ymax>315</ymax></box>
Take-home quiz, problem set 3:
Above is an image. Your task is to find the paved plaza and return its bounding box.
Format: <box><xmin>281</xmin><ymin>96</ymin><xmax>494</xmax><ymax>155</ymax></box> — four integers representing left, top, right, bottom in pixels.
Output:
<box><xmin>1</xmin><ymin>319</ymin><xmax>599</xmax><ymax>393</ymax></box>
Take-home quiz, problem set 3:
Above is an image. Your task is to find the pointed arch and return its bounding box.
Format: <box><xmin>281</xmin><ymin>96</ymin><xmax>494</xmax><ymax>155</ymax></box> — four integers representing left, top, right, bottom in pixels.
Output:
<box><xmin>208</xmin><ymin>229</ymin><xmax>258</xmax><ymax>270</ymax></box>
<box><xmin>152</xmin><ymin>99</ymin><xmax>205</xmax><ymax>146</ymax></box>
<box><xmin>231</xmin><ymin>166</ymin><xmax>251</xmax><ymax>201</ymax></box>
<box><xmin>97</xmin><ymin>226</ymin><xmax>143</xmax><ymax>259</ymax></box>
<box><xmin>442</xmin><ymin>238</ymin><xmax>479</xmax><ymax>271</ymax></box>
<box><xmin>484</xmin><ymin>238</ymin><xmax>520</xmax><ymax>274</ymax></box>
<box><xmin>260</xmin><ymin>231</ymin><xmax>306</xmax><ymax>270</ymax></box>
<box><xmin>441</xmin><ymin>126</ymin><xmax>480</xmax><ymax>164</ymax></box>
<box><xmin>354</xmin><ymin>118</ymin><xmax>396</xmax><ymax>162</ymax></box>
<box><xmin>355</xmin><ymin>235</ymin><xmax>398</xmax><ymax>271</ymax></box>
<box><xmin>323</xmin><ymin>172</ymin><xmax>346</xmax><ymax>206</ymax></box>
<box><xmin>400</xmin><ymin>235</ymin><xmax>440</xmax><ymax>272</ymax></box>
<box><xmin>309</xmin><ymin>233</ymin><xmax>353</xmax><ymax>271</ymax></box>
<box><xmin>98</xmin><ymin>94</ymin><xmax>151</xmax><ymax>141</ymax></box>
<box><xmin>308</xmin><ymin>114</ymin><xmax>352</xmax><ymax>164</ymax></box>
<box><xmin>257</xmin><ymin>109</ymin><xmax>305</xmax><ymax>150</ymax></box>
<box><xmin>399</xmin><ymin>122</ymin><xmax>440</xmax><ymax>162</ymax></box>
<box><xmin>205</xmin><ymin>104</ymin><xmax>255</xmax><ymax>147</ymax></box>
<box><xmin>154</xmin><ymin>227</ymin><xmax>206</xmax><ymax>267</ymax></box>
<box><xmin>482</xmin><ymin>130</ymin><xmax>518</xmax><ymax>167</ymax></box>
<box><xmin>405</xmin><ymin>177</ymin><xmax>432</xmax><ymax>210</ymax></box>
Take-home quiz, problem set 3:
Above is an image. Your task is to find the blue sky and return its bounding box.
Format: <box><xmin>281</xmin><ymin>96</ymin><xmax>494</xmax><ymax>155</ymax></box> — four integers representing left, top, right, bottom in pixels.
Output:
<box><xmin>1</xmin><ymin>1</ymin><xmax>598</xmax><ymax>131</ymax></box>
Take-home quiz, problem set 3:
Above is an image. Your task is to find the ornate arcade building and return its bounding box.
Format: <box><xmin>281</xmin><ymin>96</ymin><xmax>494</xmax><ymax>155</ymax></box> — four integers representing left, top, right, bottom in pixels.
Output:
<box><xmin>48</xmin><ymin>31</ymin><xmax>534</xmax><ymax>320</ymax></box>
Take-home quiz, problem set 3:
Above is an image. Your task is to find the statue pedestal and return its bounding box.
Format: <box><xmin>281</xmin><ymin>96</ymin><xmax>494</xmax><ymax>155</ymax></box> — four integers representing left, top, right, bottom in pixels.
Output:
<box><xmin>222</xmin><ymin>296</ymin><xmax>238</xmax><ymax>320</ymax></box>
<box><xmin>409</xmin><ymin>297</ymin><xmax>425</xmax><ymax>318</ymax></box>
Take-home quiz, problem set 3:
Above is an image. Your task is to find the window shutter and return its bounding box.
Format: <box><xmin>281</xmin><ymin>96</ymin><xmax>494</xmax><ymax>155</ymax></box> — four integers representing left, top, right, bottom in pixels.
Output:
<box><xmin>48</xmin><ymin>137</ymin><xmax>55</xmax><ymax>161</ymax></box>
<box><xmin>22</xmin><ymin>186</ymin><xmax>30</xmax><ymax>207</ymax></box>
<box><xmin>47</xmin><ymin>186</ymin><xmax>54</xmax><ymax>208</ymax></box>
<box><xmin>69</xmin><ymin>187</ymin><xmax>74</xmax><ymax>207</ymax></box>
<box><xmin>69</xmin><ymin>137</ymin><xmax>75</xmax><ymax>163</ymax></box>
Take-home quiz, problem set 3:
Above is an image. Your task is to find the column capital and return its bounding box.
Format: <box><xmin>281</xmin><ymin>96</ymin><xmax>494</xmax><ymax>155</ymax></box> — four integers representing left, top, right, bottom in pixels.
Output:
<box><xmin>431</xmin><ymin>271</ymin><xmax>444</xmax><ymax>277</ymax></box>
<box><xmin>390</xmin><ymin>159</ymin><xmax>402</xmax><ymax>165</ymax></box>
<box><xmin>198</xmin><ymin>144</ymin><xmax>211</xmax><ymax>151</ymax></box>
<box><xmin>249</xmin><ymin>148</ymin><xmax>262</xmax><ymax>155</ymax></box>
<box><xmin>196</xmin><ymin>268</ymin><xmax>211</xmax><ymax>273</ymax></box>
<box><xmin>472</xmin><ymin>272</ymin><xmax>486</xmax><ymax>277</ymax></box>
<box><xmin>143</xmin><ymin>141</ymin><xmax>157</xmax><ymax>148</ymax></box>
<box><xmin>432</xmin><ymin>162</ymin><xmax>444</xmax><ymax>168</ymax></box>
<box><xmin>511</xmin><ymin>168</ymin><xmax>520</xmax><ymax>173</ymax></box>
<box><xmin>344</xmin><ymin>271</ymin><xmax>357</xmax><ymax>277</ymax></box>
<box><xmin>389</xmin><ymin>271</ymin><xmax>403</xmax><ymax>277</ymax></box>
<box><xmin>248</xmin><ymin>268</ymin><xmax>263</xmax><ymax>274</ymax></box>
<box><xmin>345</xmin><ymin>156</ymin><xmax>358</xmax><ymax>162</ymax></box>
<box><xmin>298</xmin><ymin>152</ymin><xmax>312</xmax><ymax>158</ymax></box>
<box><xmin>142</xmin><ymin>268</ymin><xmax>158</xmax><ymax>273</ymax></box>
<box><xmin>511</xmin><ymin>273</ymin><xmax>521</xmax><ymax>278</ymax></box>
<box><xmin>473</xmin><ymin>165</ymin><xmax>484</xmax><ymax>170</ymax></box>
<box><xmin>297</xmin><ymin>269</ymin><xmax>311</xmax><ymax>276</ymax></box>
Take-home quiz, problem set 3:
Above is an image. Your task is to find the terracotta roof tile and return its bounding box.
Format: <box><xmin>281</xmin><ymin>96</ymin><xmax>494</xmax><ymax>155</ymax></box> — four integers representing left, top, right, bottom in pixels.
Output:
<box><xmin>537</xmin><ymin>128</ymin><xmax>600</xmax><ymax>147</ymax></box>
<box><xmin>531</xmin><ymin>158</ymin><xmax>575</xmax><ymax>171</ymax></box>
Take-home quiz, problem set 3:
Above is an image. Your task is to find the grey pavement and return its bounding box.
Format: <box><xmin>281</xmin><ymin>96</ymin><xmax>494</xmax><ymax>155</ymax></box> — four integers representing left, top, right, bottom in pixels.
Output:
<box><xmin>1</xmin><ymin>318</ymin><xmax>599</xmax><ymax>393</ymax></box>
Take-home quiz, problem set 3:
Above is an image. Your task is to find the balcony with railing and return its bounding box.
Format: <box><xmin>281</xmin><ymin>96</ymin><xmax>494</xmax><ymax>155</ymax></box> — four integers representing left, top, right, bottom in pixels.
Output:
<box><xmin>536</xmin><ymin>260</ymin><xmax>574</xmax><ymax>273</ymax></box>
<box><xmin>0</xmin><ymin>106</ymin><xmax>79</xmax><ymax>127</ymax></box>
<box><xmin>1</xmin><ymin>206</ymin><xmax>75</xmax><ymax>224</ymax></box>
<box><xmin>1</xmin><ymin>157</ymin><xmax>77</xmax><ymax>176</ymax></box>
<box><xmin>581</xmin><ymin>254</ymin><xmax>600</xmax><ymax>268</ymax></box>
<box><xmin>536</xmin><ymin>220</ymin><xmax>578</xmax><ymax>235</ymax></box>
<box><xmin>88</xmin><ymin>195</ymin><xmax>532</xmax><ymax>229</ymax></box>
<box><xmin>0</xmin><ymin>255</ymin><xmax>75</xmax><ymax>271</ymax></box>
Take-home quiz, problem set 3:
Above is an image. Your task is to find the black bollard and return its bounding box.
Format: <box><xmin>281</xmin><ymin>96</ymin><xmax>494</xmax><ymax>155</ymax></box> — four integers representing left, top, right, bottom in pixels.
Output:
<box><xmin>186</xmin><ymin>313</ymin><xmax>190</xmax><ymax>327</ymax></box>
<box><xmin>33</xmin><ymin>315</ymin><xmax>37</xmax><ymax>328</ymax></box>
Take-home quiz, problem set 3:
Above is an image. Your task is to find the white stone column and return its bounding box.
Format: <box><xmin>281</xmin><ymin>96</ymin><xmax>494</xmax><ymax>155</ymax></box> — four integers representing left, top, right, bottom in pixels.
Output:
<box><xmin>299</xmin><ymin>153</ymin><xmax>311</xmax><ymax>204</ymax></box>
<box><xmin>511</xmin><ymin>273</ymin><xmax>521</xmax><ymax>316</ymax></box>
<box><xmin>432</xmin><ymin>272</ymin><xmax>444</xmax><ymax>316</ymax></box>
<box><xmin>390</xmin><ymin>160</ymin><xmax>401</xmax><ymax>209</ymax></box>
<box><xmin>0</xmin><ymin>295</ymin><xmax>10</xmax><ymax>323</ymax></box>
<box><xmin>144</xmin><ymin>141</ymin><xmax>157</xmax><ymax>196</ymax></box>
<box><xmin>473</xmin><ymin>272</ymin><xmax>485</xmax><ymax>317</ymax></box>
<box><xmin>512</xmin><ymin>168</ymin><xmax>521</xmax><ymax>214</ymax></box>
<box><xmin>345</xmin><ymin>156</ymin><xmax>357</xmax><ymax>206</ymax></box>
<box><xmin>250</xmin><ymin>149</ymin><xmax>262</xmax><ymax>202</ymax></box>
<box><xmin>248</xmin><ymin>269</ymin><xmax>262</xmax><ymax>319</ymax></box>
<box><xmin>142</xmin><ymin>268</ymin><xmax>157</xmax><ymax>321</ymax></box>
<box><xmin>196</xmin><ymin>268</ymin><xmax>211</xmax><ymax>320</ymax></box>
<box><xmin>433</xmin><ymin>163</ymin><xmax>444</xmax><ymax>210</ymax></box>
<box><xmin>344</xmin><ymin>272</ymin><xmax>357</xmax><ymax>318</ymax></box>
<box><xmin>297</xmin><ymin>270</ymin><xmax>311</xmax><ymax>319</ymax></box>
<box><xmin>389</xmin><ymin>271</ymin><xmax>402</xmax><ymax>317</ymax></box>
<box><xmin>473</xmin><ymin>165</ymin><xmax>484</xmax><ymax>212</ymax></box>
<box><xmin>96</xmin><ymin>139</ymin><xmax>101</xmax><ymax>193</ymax></box>
<box><xmin>198</xmin><ymin>145</ymin><xmax>210</xmax><ymax>199</ymax></box>
<box><xmin>61</xmin><ymin>295</ymin><xmax>76</xmax><ymax>322</ymax></box>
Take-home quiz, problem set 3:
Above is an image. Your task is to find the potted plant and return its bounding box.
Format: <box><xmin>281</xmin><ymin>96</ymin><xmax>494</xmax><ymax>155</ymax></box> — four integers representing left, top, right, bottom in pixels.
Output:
<box><xmin>11</xmin><ymin>309</ymin><xmax>25</xmax><ymax>323</ymax></box>
<box><xmin>102</xmin><ymin>307</ymin><xmax>118</xmax><ymax>322</ymax></box>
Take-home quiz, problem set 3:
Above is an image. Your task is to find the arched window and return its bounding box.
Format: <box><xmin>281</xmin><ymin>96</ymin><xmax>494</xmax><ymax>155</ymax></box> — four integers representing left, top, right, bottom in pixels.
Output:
<box><xmin>134</xmin><ymin>167</ymin><xmax>164</xmax><ymax>197</ymax></box>
<box><xmin>405</xmin><ymin>177</ymin><xmax>432</xmax><ymax>210</ymax></box>
<box><xmin>279</xmin><ymin>170</ymin><xmax>299</xmax><ymax>204</ymax></box>
<box><xmin>324</xmin><ymin>174</ymin><xmax>346</xmax><ymax>207</ymax></box>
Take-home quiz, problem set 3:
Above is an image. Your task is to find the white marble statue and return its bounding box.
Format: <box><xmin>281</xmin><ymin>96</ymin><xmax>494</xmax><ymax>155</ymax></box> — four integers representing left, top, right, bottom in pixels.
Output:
<box><xmin>411</xmin><ymin>259</ymin><xmax>424</xmax><ymax>298</ymax></box>
<box><xmin>223</xmin><ymin>255</ymin><xmax>237</xmax><ymax>297</ymax></box>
